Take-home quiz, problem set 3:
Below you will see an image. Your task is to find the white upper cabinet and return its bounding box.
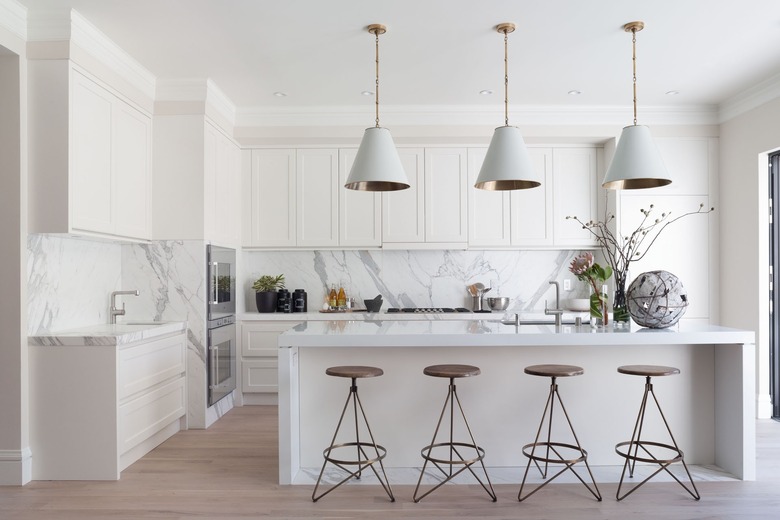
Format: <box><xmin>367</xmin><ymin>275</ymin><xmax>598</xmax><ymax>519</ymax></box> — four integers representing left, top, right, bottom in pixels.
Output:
<box><xmin>30</xmin><ymin>65</ymin><xmax>152</xmax><ymax>240</ymax></box>
<box><xmin>468</xmin><ymin>146</ymin><xmax>596</xmax><ymax>248</ymax></box>
<box><xmin>382</xmin><ymin>148</ymin><xmax>425</xmax><ymax>244</ymax></box>
<box><xmin>204</xmin><ymin>121</ymin><xmax>241</xmax><ymax>246</ymax></box>
<box><xmin>425</xmin><ymin>148</ymin><xmax>468</xmax><ymax>244</ymax></box>
<box><xmin>296</xmin><ymin>149</ymin><xmax>339</xmax><ymax>247</ymax></box>
<box><xmin>468</xmin><ymin>148</ymin><xmax>511</xmax><ymax>247</ymax></box>
<box><xmin>552</xmin><ymin>147</ymin><xmax>599</xmax><ymax>247</ymax></box>
<box><xmin>382</xmin><ymin>148</ymin><xmax>467</xmax><ymax>248</ymax></box>
<box><xmin>245</xmin><ymin>149</ymin><xmax>296</xmax><ymax>248</ymax></box>
<box><xmin>510</xmin><ymin>148</ymin><xmax>554</xmax><ymax>246</ymax></box>
<box><xmin>339</xmin><ymin>149</ymin><xmax>382</xmax><ymax>247</ymax></box>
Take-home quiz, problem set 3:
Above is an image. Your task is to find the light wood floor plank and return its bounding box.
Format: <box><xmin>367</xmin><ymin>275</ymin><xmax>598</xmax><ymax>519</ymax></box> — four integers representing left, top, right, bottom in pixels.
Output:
<box><xmin>1</xmin><ymin>406</ymin><xmax>779</xmax><ymax>519</ymax></box>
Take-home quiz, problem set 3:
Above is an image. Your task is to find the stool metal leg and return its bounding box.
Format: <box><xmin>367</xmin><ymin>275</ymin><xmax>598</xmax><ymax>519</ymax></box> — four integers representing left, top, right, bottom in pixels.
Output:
<box><xmin>616</xmin><ymin>377</ymin><xmax>700</xmax><ymax>501</ymax></box>
<box><xmin>312</xmin><ymin>378</ymin><xmax>394</xmax><ymax>502</ymax></box>
<box><xmin>413</xmin><ymin>378</ymin><xmax>496</xmax><ymax>502</ymax></box>
<box><xmin>518</xmin><ymin>377</ymin><xmax>602</xmax><ymax>502</ymax></box>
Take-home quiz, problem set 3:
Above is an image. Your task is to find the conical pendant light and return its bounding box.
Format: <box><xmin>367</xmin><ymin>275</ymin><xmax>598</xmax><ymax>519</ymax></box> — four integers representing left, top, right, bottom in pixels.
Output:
<box><xmin>602</xmin><ymin>21</ymin><xmax>671</xmax><ymax>190</ymax></box>
<box><xmin>475</xmin><ymin>22</ymin><xmax>540</xmax><ymax>191</ymax></box>
<box><xmin>345</xmin><ymin>24</ymin><xmax>410</xmax><ymax>192</ymax></box>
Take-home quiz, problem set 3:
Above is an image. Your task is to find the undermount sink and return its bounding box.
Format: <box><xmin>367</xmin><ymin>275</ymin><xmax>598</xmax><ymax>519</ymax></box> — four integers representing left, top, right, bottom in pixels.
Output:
<box><xmin>499</xmin><ymin>318</ymin><xmax>587</xmax><ymax>326</ymax></box>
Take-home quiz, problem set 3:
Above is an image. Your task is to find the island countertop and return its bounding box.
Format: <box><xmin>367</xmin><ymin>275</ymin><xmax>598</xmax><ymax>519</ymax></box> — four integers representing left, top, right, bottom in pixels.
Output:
<box><xmin>278</xmin><ymin>320</ymin><xmax>755</xmax><ymax>348</ymax></box>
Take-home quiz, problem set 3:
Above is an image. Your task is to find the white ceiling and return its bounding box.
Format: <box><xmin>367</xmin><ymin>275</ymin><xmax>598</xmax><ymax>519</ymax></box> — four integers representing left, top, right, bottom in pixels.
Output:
<box><xmin>16</xmin><ymin>0</ymin><xmax>780</xmax><ymax>115</ymax></box>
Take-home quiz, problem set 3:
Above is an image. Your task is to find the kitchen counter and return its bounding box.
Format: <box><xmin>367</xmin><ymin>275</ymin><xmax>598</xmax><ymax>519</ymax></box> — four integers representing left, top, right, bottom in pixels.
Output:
<box><xmin>28</xmin><ymin>321</ymin><xmax>187</xmax><ymax>347</ymax></box>
<box><xmin>277</xmin><ymin>321</ymin><xmax>755</xmax><ymax>485</ymax></box>
<box><xmin>241</xmin><ymin>310</ymin><xmax>587</xmax><ymax>322</ymax></box>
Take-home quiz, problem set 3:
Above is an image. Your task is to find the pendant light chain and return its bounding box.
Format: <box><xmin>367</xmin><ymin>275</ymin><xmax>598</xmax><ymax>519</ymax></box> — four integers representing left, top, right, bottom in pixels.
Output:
<box><xmin>503</xmin><ymin>27</ymin><xmax>509</xmax><ymax>126</ymax></box>
<box><xmin>632</xmin><ymin>27</ymin><xmax>638</xmax><ymax>126</ymax></box>
<box><xmin>374</xmin><ymin>28</ymin><xmax>380</xmax><ymax>128</ymax></box>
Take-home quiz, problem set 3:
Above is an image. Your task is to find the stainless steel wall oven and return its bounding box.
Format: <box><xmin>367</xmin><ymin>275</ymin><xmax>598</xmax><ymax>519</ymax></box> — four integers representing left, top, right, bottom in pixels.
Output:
<box><xmin>207</xmin><ymin>245</ymin><xmax>236</xmax><ymax>406</ymax></box>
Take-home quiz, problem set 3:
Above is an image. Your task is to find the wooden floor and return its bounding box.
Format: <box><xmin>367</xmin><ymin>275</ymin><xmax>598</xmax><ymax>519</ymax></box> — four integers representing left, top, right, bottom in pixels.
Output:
<box><xmin>2</xmin><ymin>406</ymin><xmax>779</xmax><ymax>519</ymax></box>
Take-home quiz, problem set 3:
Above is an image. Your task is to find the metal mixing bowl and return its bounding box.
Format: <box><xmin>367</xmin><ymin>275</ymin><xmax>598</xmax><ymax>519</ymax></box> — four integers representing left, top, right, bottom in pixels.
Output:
<box><xmin>486</xmin><ymin>296</ymin><xmax>510</xmax><ymax>311</ymax></box>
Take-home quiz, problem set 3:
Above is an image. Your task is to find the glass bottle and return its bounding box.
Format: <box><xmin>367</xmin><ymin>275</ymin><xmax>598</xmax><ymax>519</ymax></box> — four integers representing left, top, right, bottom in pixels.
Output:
<box><xmin>328</xmin><ymin>284</ymin><xmax>337</xmax><ymax>309</ymax></box>
<box><xmin>337</xmin><ymin>286</ymin><xmax>346</xmax><ymax>308</ymax></box>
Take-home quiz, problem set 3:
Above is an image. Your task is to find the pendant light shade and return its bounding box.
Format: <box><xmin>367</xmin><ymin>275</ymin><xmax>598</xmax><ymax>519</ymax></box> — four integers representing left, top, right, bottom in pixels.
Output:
<box><xmin>345</xmin><ymin>127</ymin><xmax>409</xmax><ymax>191</ymax></box>
<box><xmin>475</xmin><ymin>126</ymin><xmax>539</xmax><ymax>190</ymax></box>
<box><xmin>345</xmin><ymin>24</ymin><xmax>409</xmax><ymax>192</ymax></box>
<box><xmin>602</xmin><ymin>21</ymin><xmax>671</xmax><ymax>190</ymax></box>
<box><xmin>475</xmin><ymin>22</ymin><xmax>540</xmax><ymax>191</ymax></box>
<box><xmin>602</xmin><ymin>125</ymin><xmax>670</xmax><ymax>189</ymax></box>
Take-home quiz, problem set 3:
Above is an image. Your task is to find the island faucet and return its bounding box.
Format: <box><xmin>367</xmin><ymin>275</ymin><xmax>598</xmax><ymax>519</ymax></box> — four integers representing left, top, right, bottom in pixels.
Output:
<box><xmin>110</xmin><ymin>290</ymin><xmax>139</xmax><ymax>324</ymax></box>
<box><xmin>544</xmin><ymin>281</ymin><xmax>564</xmax><ymax>328</ymax></box>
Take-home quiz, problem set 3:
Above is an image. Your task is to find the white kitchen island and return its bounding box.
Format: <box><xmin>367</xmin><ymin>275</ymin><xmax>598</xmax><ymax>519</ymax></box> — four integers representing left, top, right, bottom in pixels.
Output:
<box><xmin>277</xmin><ymin>320</ymin><xmax>755</xmax><ymax>485</ymax></box>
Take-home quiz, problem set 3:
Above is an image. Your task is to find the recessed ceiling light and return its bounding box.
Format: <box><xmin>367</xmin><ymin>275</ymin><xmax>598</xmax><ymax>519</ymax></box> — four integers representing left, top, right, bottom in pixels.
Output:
<box><xmin>479</xmin><ymin>89</ymin><xmax>494</xmax><ymax>95</ymax></box>
<box><xmin>568</xmin><ymin>90</ymin><xmax>582</xmax><ymax>96</ymax></box>
<box><xmin>666</xmin><ymin>90</ymin><xmax>680</xmax><ymax>96</ymax></box>
<box><xmin>273</xmin><ymin>91</ymin><xmax>287</xmax><ymax>97</ymax></box>
<box><xmin>361</xmin><ymin>90</ymin><xmax>375</xmax><ymax>96</ymax></box>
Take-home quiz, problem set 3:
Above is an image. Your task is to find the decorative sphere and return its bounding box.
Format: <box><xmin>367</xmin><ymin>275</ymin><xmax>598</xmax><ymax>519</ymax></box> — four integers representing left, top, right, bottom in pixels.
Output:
<box><xmin>626</xmin><ymin>271</ymin><xmax>688</xmax><ymax>328</ymax></box>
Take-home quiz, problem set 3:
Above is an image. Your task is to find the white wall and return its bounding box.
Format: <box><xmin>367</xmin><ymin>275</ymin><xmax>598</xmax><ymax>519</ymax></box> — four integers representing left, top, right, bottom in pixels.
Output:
<box><xmin>0</xmin><ymin>17</ymin><xmax>28</xmax><ymax>484</ymax></box>
<box><xmin>720</xmin><ymin>96</ymin><xmax>780</xmax><ymax>418</ymax></box>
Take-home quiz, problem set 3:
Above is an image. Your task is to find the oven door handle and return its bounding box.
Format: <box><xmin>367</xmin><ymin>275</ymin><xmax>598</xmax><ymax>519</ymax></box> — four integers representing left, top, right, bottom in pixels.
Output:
<box><xmin>210</xmin><ymin>261</ymin><xmax>219</xmax><ymax>305</ymax></box>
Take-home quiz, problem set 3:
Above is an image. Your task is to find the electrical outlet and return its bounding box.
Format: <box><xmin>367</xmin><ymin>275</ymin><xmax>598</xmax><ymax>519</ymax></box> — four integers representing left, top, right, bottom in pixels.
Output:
<box><xmin>563</xmin><ymin>279</ymin><xmax>572</xmax><ymax>291</ymax></box>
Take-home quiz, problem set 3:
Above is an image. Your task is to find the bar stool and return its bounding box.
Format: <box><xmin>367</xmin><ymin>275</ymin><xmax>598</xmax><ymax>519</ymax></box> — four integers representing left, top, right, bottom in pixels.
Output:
<box><xmin>413</xmin><ymin>364</ymin><xmax>496</xmax><ymax>503</ymax></box>
<box><xmin>615</xmin><ymin>365</ymin><xmax>700</xmax><ymax>501</ymax></box>
<box><xmin>312</xmin><ymin>366</ymin><xmax>394</xmax><ymax>502</ymax></box>
<box><xmin>518</xmin><ymin>364</ymin><xmax>601</xmax><ymax>502</ymax></box>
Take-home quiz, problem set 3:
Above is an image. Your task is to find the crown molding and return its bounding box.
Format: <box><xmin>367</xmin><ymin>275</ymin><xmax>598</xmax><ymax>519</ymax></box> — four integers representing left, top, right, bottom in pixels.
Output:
<box><xmin>155</xmin><ymin>78</ymin><xmax>236</xmax><ymax>127</ymax></box>
<box><xmin>235</xmin><ymin>104</ymin><xmax>718</xmax><ymax>128</ymax></box>
<box><xmin>719</xmin><ymin>71</ymin><xmax>780</xmax><ymax>123</ymax></box>
<box><xmin>0</xmin><ymin>0</ymin><xmax>26</xmax><ymax>41</ymax></box>
<box><xmin>69</xmin><ymin>10</ymin><xmax>155</xmax><ymax>100</ymax></box>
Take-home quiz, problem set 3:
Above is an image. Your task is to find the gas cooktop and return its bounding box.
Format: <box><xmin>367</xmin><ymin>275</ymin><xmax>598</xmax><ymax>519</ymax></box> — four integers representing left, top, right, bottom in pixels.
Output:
<box><xmin>386</xmin><ymin>307</ymin><xmax>472</xmax><ymax>313</ymax></box>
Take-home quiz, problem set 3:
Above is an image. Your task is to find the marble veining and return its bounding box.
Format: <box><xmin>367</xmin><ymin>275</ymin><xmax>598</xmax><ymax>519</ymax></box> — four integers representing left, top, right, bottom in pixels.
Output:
<box><xmin>27</xmin><ymin>234</ymin><xmax>122</xmax><ymax>334</ymax></box>
<box><xmin>244</xmin><ymin>249</ymin><xmax>590</xmax><ymax>313</ymax></box>
<box><xmin>28</xmin><ymin>321</ymin><xmax>186</xmax><ymax>347</ymax></box>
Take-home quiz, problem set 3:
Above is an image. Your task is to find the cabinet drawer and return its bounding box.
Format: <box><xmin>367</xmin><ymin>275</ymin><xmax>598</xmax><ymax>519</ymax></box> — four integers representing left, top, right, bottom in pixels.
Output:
<box><xmin>242</xmin><ymin>322</ymin><xmax>299</xmax><ymax>357</ymax></box>
<box><xmin>242</xmin><ymin>359</ymin><xmax>278</xmax><ymax>393</ymax></box>
<box><xmin>118</xmin><ymin>377</ymin><xmax>185</xmax><ymax>455</ymax></box>
<box><xmin>119</xmin><ymin>334</ymin><xmax>186</xmax><ymax>400</ymax></box>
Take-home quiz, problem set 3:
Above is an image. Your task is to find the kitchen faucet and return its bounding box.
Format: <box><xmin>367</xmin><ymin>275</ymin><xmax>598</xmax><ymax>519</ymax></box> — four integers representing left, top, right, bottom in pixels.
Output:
<box><xmin>110</xmin><ymin>290</ymin><xmax>139</xmax><ymax>324</ymax></box>
<box><xmin>544</xmin><ymin>281</ymin><xmax>564</xmax><ymax>328</ymax></box>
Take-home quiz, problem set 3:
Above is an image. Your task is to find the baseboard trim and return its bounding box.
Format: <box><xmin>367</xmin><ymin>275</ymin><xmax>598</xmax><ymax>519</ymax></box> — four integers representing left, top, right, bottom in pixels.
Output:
<box><xmin>0</xmin><ymin>447</ymin><xmax>32</xmax><ymax>485</ymax></box>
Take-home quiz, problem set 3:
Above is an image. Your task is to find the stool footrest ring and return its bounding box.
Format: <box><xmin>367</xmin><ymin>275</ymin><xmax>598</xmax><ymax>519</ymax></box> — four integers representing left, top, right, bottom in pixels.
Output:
<box><xmin>522</xmin><ymin>441</ymin><xmax>588</xmax><ymax>465</ymax></box>
<box><xmin>615</xmin><ymin>440</ymin><xmax>683</xmax><ymax>465</ymax></box>
<box><xmin>420</xmin><ymin>442</ymin><xmax>486</xmax><ymax>466</ymax></box>
<box><xmin>322</xmin><ymin>441</ymin><xmax>388</xmax><ymax>467</ymax></box>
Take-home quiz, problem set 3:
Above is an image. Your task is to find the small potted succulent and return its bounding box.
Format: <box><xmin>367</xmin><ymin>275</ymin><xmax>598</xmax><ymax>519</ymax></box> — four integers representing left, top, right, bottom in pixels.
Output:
<box><xmin>253</xmin><ymin>274</ymin><xmax>285</xmax><ymax>313</ymax></box>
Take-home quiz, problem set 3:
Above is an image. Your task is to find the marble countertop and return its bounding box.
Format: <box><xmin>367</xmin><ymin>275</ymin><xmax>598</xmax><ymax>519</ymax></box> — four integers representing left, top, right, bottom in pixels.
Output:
<box><xmin>240</xmin><ymin>310</ymin><xmax>588</xmax><ymax>322</ymax></box>
<box><xmin>278</xmin><ymin>320</ymin><xmax>755</xmax><ymax>348</ymax></box>
<box><xmin>28</xmin><ymin>321</ymin><xmax>187</xmax><ymax>347</ymax></box>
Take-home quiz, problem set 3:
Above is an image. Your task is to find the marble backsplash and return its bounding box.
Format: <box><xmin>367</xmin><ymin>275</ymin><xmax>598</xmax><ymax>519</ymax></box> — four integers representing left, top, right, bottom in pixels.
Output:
<box><xmin>27</xmin><ymin>234</ymin><xmax>122</xmax><ymax>334</ymax></box>
<box><xmin>243</xmin><ymin>249</ymin><xmax>591</xmax><ymax>313</ymax></box>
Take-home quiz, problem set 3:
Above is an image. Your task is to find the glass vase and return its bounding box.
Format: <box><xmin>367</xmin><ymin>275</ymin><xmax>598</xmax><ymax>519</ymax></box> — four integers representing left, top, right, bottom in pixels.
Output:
<box><xmin>613</xmin><ymin>271</ymin><xmax>631</xmax><ymax>330</ymax></box>
<box><xmin>589</xmin><ymin>291</ymin><xmax>608</xmax><ymax>329</ymax></box>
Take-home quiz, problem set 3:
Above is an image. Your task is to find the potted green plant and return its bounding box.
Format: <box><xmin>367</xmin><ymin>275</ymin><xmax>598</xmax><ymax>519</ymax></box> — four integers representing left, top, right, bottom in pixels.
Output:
<box><xmin>252</xmin><ymin>274</ymin><xmax>285</xmax><ymax>313</ymax></box>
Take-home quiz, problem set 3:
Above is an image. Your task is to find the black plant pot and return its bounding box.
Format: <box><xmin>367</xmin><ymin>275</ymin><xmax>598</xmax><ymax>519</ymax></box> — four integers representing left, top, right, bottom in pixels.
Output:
<box><xmin>255</xmin><ymin>291</ymin><xmax>278</xmax><ymax>313</ymax></box>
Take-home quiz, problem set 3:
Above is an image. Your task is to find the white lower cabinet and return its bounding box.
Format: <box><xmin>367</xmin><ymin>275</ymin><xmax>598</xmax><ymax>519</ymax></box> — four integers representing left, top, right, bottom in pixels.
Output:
<box><xmin>30</xmin><ymin>331</ymin><xmax>187</xmax><ymax>480</ymax></box>
<box><xmin>241</xmin><ymin>322</ymin><xmax>300</xmax><ymax>397</ymax></box>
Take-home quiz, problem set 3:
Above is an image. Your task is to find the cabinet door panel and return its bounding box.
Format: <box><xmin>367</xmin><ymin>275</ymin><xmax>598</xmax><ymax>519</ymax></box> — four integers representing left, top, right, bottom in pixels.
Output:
<box><xmin>425</xmin><ymin>148</ymin><xmax>468</xmax><ymax>243</ymax></box>
<box><xmin>468</xmin><ymin>148</ymin><xmax>511</xmax><ymax>247</ymax></box>
<box><xmin>511</xmin><ymin>148</ymin><xmax>553</xmax><ymax>246</ymax></box>
<box><xmin>619</xmin><ymin>194</ymin><xmax>711</xmax><ymax>320</ymax></box>
<box><xmin>382</xmin><ymin>148</ymin><xmax>424</xmax><ymax>243</ymax></box>
<box><xmin>71</xmin><ymin>72</ymin><xmax>113</xmax><ymax>233</ymax></box>
<box><xmin>113</xmin><ymin>101</ymin><xmax>151</xmax><ymax>239</ymax></box>
<box><xmin>339</xmin><ymin>149</ymin><xmax>381</xmax><ymax>247</ymax></box>
<box><xmin>296</xmin><ymin>149</ymin><xmax>339</xmax><ymax>247</ymax></box>
<box><xmin>247</xmin><ymin>150</ymin><xmax>296</xmax><ymax>247</ymax></box>
<box><xmin>553</xmin><ymin>148</ymin><xmax>599</xmax><ymax>246</ymax></box>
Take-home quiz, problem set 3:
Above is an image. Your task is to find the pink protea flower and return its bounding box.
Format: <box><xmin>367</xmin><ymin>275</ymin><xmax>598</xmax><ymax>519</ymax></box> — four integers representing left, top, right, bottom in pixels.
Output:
<box><xmin>569</xmin><ymin>252</ymin><xmax>593</xmax><ymax>276</ymax></box>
